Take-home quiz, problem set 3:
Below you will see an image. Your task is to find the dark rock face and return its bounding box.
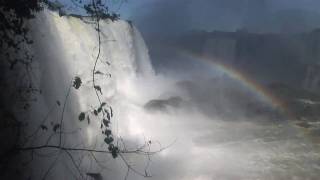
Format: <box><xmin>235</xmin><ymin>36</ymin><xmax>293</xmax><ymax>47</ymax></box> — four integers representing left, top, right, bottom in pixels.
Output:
<box><xmin>144</xmin><ymin>96</ymin><xmax>183</xmax><ymax>112</ymax></box>
<box><xmin>304</xmin><ymin>64</ymin><xmax>320</xmax><ymax>92</ymax></box>
<box><xmin>176</xmin><ymin>30</ymin><xmax>320</xmax><ymax>91</ymax></box>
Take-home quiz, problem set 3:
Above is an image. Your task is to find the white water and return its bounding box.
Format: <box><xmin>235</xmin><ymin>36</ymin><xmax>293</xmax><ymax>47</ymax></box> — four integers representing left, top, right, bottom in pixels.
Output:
<box><xmin>26</xmin><ymin>10</ymin><xmax>160</xmax><ymax>179</ymax></box>
<box><xmin>24</xmin><ymin>10</ymin><xmax>320</xmax><ymax>180</ymax></box>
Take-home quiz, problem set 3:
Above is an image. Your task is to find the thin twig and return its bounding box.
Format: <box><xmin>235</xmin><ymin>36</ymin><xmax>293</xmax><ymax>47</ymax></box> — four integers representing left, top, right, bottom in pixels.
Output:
<box><xmin>59</xmin><ymin>82</ymin><xmax>72</xmax><ymax>147</ymax></box>
<box><xmin>119</xmin><ymin>153</ymin><xmax>152</xmax><ymax>178</ymax></box>
<box><xmin>41</xmin><ymin>153</ymin><xmax>60</xmax><ymax>180</ymax></box>
<box><xmin>16</xmin><ymin>144</ymin><xmax>165</xmax><ymax>155</ymax></box>
<box><xmin>65</xmin><ymin>150</ymin><xmax>84</xmax><ymax>179</ymax></box>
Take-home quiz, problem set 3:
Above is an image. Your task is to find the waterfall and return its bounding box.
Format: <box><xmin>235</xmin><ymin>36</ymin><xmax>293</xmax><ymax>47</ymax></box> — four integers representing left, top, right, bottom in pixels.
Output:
<box><xmin>23</xmin><ymin>10</ymin><xmax>155</xmax><ymax>179</ymax></box>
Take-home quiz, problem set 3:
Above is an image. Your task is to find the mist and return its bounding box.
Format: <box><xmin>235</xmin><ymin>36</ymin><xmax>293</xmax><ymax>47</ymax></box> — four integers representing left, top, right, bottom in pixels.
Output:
<box><xmin>116</xmin><ymin>1</ymin><xmax>320</xmax><ymax>179</ymax></box>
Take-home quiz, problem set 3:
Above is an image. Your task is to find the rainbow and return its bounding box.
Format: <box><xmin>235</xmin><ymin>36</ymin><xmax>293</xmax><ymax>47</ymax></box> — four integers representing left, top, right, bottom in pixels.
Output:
<box><xmin>179</xmin><ymin>50</ymin><xmax>290</xmax><ymax>116</ymax></box>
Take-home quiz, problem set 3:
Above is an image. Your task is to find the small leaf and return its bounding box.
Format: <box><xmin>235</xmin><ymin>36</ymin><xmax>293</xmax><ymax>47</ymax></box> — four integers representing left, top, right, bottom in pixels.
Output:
<box><xmin>53</xmin><ymin>124</ymin><xmax>60</xmax><ymax>132</ymax></box>
<box><xmin>112</xmin><ymin>150</ymin><xmax>118</xmax><ymax>158</ymax></box>
<box><xmin>97</xmin><ymin>107</ymin><xmax>102</xmax><ymax>113</ymax></box>
<box><xmin>93</xmin><ymin>110</ymin><xmax>98</xmax><ymax>116</ymax></box>
<box><xmin>105</xmin><ymin>129</ymin><xmax>111</xmax><ymax>136</ymax></box>
<box><xmin>94</xmin><ymin>71</ymin><xmax>104</xmax><ymax>75</ymax></box>
<box><xmin>108</xmin><ymin>144</ymin><xmax>114</xmax><ymax>151</ymax></box>
<box><xmin>78</xmin><ymin>112</ymin><xmax>85</xmax><ymax>121</ymax></box>
<box><xmin>111</xmin><ymin>146</ymin><xmax>119</xmax><ymax>158</ymax></box>
<box><xmin>40</xmin><ymin>125</ymin><xmax>48</xmax><ymax>131</ymax></box>
<box><xmin>73</xmin><ymin>76</ymin><xmax>82</xmax><ymax>89</ymax></box>
<box><xmin>104</xmin><ymin>137</ymin><xmax>114</xmax><ymax>144</ymax></box>
<box><xmin>100</xmin><ymin>102</ymin><xmax>106</xmax><ymax>107</ymax></box>
<box><xmin>94</xmin><ymin>85</ymin><xmax>102</xmax><ymax>94</ymax></box>
<box><xmin>103</xmin><ymin>119</ymin><xmax>110</xmax><ymax>127</ymax></box>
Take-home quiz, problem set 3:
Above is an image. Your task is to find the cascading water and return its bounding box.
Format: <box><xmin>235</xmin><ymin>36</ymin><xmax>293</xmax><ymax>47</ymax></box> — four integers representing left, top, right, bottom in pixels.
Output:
<box><xmin>24</xmin><ymin>10</ymin><xmax>158</xmax><ymax>179</ymax></box>
<box><xmin>29</xmin><ymin>9</ymin><xmax>155</xmax><ymax>132</ymax></box>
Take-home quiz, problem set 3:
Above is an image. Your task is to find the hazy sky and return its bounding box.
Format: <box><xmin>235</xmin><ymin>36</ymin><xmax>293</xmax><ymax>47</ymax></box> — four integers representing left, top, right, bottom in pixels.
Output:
<box><xmin>118</xmin><ymin>0</ymin><xmax>320</xmax><ymax>35</ymax></box>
